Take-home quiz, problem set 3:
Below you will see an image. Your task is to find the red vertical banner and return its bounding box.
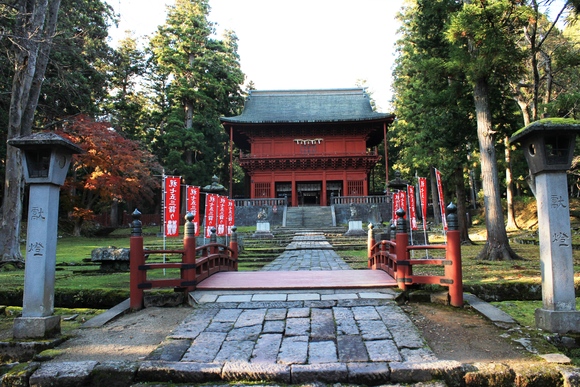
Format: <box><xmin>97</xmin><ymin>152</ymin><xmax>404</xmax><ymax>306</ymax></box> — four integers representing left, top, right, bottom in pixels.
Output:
<box><xmin>399</xmin><ymin>191</ymin><xmax>407</xmax><ymax>219</ymax></box>
<box><xmin>419</xmin><ymin>177</ymin><xmax>428</xmax><ymax>231</ymax></box>
<box><xmin>217</xmin><ymin>195</ymin><xmax>227</xmax><ymax>236</ymax></box>
<box><xmin>186</xmin><ymin>186</ymin><xmax>201</xmax><ymax>236</ymax></box>
<box><xmin>226</xmin><ymin>199</ymin><xmax>235</xmax><ymax>235</ymax></box>
<box><xmin>392</xmin><ymin>191</ymin><xmax>400</xmax><ymax>220</ymax></box>
<box><xmin>435</xmin><ymin>169</ymin><xmax>447</xmax><ymax>230</ymax></box>
<box><xmin>204</xmin><ymin>194</ymin><xmax>218</xmax><ymax>238</ymax></box>
<box><xmin>164</xmin><ymin>176</ymin><xmax>181</xmax><ymax>237</ymax></box>
<box><xmin>408</xmin><ymin>185</ymin><xmax>418</xmax><ymax>230</ymax></box>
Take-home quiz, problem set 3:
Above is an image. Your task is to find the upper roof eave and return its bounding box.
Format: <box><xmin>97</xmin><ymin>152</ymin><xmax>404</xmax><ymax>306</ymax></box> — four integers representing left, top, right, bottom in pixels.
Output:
<box><xmin>220</xmin><ymin>114</ymin><xmax>395</xmax><ymax>125</ymax></box>
<box><xmin>220</xmin><ymin>88</ymin><xmax>395</xmax><ymax>125</ymax></box>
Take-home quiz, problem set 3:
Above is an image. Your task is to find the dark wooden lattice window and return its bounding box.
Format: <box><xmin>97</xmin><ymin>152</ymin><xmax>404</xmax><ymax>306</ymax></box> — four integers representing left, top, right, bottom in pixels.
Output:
<box><xmin>255</xmin><ymin>182</ymin><xmax>271</xmax><ymax>198</ymax></box>
<box><xmin>300</xmin><ymin>144</ymin><xmax>318</xmax><ymax>155</ymax></box>
<box><xmin>347</xmin><ymin>180</ymin><xmax>363</xmax><ymax>196</ymax></box>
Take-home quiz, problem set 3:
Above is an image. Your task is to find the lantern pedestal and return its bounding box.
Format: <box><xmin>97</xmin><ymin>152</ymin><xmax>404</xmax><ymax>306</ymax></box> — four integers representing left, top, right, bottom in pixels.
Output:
<box><xmin>534</xmin><ymin>172</ymin><xmax>580</xmax><ymax>333</ymax></box>
<box><xmin>509</xmin><ymin>119</ymin><xmax>580</xmax><ymax>334</ymax></box>
<box><xmin>13</xmin><ymin>183</ymin><xmax>63</xmax><ymax>339</ymax></box>
<box><xmin>535</xmin><ymin>310</ymin><xmax>580</xmax><ymax>334</ymax></box>
<box><xmin>253</xmin><ymin>221</ymin><xmax>273</xmax><ymax>238</ymax></box>
<box><xmin>345</xmin><ymin>220</ymin><xmax>365</xmax><ymax>236</ymax></box>
<box><xmin>13</xmin><ymin>316</ymin><xmax>61</xmax><ymax>339</ymax></box>
<box><xmin>8</xmin><ymin>133</ymin><xmax>82</xmax><ymax>339</ymax></box>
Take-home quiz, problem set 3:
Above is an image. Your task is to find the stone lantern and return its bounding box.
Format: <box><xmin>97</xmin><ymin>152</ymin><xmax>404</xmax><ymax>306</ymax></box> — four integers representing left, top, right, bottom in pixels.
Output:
<box><xmin>510</xmin><ymin>119</ymin><xmax>580</xmax><ymax>333</ymax></box>
<box><xmin>8</xmin><ymin>132</ymin><xmax>82</xmax><ymax>339</ymax></box>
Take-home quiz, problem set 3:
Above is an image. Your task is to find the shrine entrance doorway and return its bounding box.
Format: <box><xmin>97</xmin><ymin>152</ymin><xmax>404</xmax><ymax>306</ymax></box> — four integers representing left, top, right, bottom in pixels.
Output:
<box><xmin>297</xmin><ymin>182</ymin><xmax>321</xmax><ymax>206</ymax></box>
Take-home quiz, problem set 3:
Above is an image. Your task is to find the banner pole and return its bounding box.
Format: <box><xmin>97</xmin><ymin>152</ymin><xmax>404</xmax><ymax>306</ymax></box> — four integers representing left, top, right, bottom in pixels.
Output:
<box><xmin>162</xmin><ymin>174</ymin><xmax>167</xmax><ymax>275</ymax></box>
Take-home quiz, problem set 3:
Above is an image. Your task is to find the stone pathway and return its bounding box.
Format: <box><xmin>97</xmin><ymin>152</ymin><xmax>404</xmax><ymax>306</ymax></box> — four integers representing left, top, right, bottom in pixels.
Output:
<box><xmin>139</xmin><ymin>232</ymin><xmax>453</xmax><ymax>384</ymax></box>
<box><xmin>261</xmin><ymin>232</ymin><xmax>351</xmax><ymax>271</ymax></box>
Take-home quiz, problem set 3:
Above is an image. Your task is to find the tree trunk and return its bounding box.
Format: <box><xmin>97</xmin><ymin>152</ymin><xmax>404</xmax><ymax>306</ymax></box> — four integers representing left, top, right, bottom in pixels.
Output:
<box><xmin>110</xmin><ymin>200</ymin><xmax>119</xmax><ymax>228</ymax></box>
<box><xmin>430</xmin><ymin>167</ymin><xmax>441</xmax><ymax>225</ymax></box>
<box><xmin>515</xmin><ymin>94</ymin><xmax>531</xmax><ymax>127</ymax></box>
<box><xmin>73</xmin><ymin>218</ymin><xmax>84</xmax><ymax>237</ymax></box>
<box><xmin>541</xmin><ymin>50</ymin><xmax>554</xmax><ymax>113</ymax></box>
<box><xmin>23</xmin><ymin>0</ymin><xmax>62</xmax><ymax>133</ymax></box>
<box><xmin>473</xmin><ymin>78</ymin><xmax>521</xmax><ymax>260</ymax></box>
<box><xmin>184</xmin><ymin>99</ymin><xmax>194</xmax><ymax>165</ymax></box>
<box><xmin>505</xmin><ymin>135</ymin><xmax>519</xmax><ymax>231</ymax></box>
<box><xmin>0</xmin><ymin>0</ymin><xmax>61</xmax><ymax>264</ymax></box>
<box><xmin>453</xmin><ymin>167</ymin><xmax>473</xmax><ymax>244</ymax></box>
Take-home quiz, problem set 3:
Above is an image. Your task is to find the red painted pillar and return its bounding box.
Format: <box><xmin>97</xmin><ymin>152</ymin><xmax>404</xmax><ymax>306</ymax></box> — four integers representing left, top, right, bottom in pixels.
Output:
<box><xmin>445</xmin><ymin>203</ymin><xmax>463</xmax><ymax>307</ymax></box>
<box><xmin>395</xmin><ymin>208</ymin><xmax>410</xmax><ymax>291</ymax></box>
<box><xmin>367</xmin><ymin>223</ymin><xmax>375</xmax><ymax>268</ymax></box>
<box><xmin>129</xmin><ymin>209</ymin><xmax>144</xmax><ymax>310</ymax></box>
<box><xmin>383</xmin><ymin>122</ymin><xmax>389</xmax><ymax>186</ymax></box>
<box><xmin>210</xmin><ymin>227</ymin><xmax>218</xmax><ymax>257</ymax></box>
<box><xmin>291</xmin><ymin>178</ymin><xmax>297</xmax><ymax>207</ymax></box>
<box><xmin>321</xmin><ymin>178</ymin><xmax>327</xmax><ymax>207</ymax></box>
<box><xmin>379</xmin><ymin>240</ymin><xmax>388</xmax><ymax>270</ymax></box>
<box><xmin>183</xmin><ymin>212</ymin><xmax>197</xmax><ymax>292</ymax></box>
<box><xmin>270</xmin><ymin>175</ymin><xmax>276</xmax><ymax>198</ymax></box>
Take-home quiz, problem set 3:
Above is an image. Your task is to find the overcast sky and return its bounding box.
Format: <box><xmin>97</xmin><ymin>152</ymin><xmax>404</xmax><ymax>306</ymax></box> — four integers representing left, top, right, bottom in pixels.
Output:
<box><xmin>106</xmin><ymin>0</ymin><xmax>404</xmax><ymax>112</ymax></box>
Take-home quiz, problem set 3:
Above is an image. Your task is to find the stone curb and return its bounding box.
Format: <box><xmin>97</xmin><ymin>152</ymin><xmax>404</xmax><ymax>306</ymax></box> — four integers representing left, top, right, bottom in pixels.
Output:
<box><xmin>7</xmin><ymin>359</ymin><xmax>580</xmax><ymax>386</ymax></box>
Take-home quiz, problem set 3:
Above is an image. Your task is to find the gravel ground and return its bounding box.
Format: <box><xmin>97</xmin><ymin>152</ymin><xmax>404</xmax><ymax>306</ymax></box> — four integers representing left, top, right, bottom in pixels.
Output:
<box><xmin>47</xmin><ymin>306</ymin><xmax>193</xmax><ymax>363</ymax></box>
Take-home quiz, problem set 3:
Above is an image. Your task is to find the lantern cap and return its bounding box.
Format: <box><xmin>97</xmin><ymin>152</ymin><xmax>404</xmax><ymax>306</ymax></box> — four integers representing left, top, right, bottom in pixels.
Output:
<box><xmin>509</xmin><ymin>118</ymin><xmax>580</xmax><ymax>145</ymax></box>
<box><xmin>8</xmin><ymin>132</ymin><xmax>83</xmax><ymax>155</ymax></box>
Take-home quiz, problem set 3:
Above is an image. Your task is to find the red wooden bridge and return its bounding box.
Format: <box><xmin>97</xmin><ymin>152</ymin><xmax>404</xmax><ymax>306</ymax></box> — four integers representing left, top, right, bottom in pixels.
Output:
<box><xmin>128</xmin><ymin>204</ymin><xmax>463</xmax><ymax>310</ymax></box>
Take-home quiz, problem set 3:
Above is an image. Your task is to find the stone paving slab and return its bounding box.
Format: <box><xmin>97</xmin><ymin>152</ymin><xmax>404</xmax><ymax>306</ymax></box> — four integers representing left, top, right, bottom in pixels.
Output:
<box><xmin>262</xmin><ymin>234</ymin><xmax>351</xmax><ymax>269</ymax></box>
<box><xmin>165</xmin><ymin>291</ymin><xmax>431</xmax><ymax>370</ymax></box>
<box><xmin>157</xmin><ymin>233</ymin><xmax>439</xmax><ymax>383</ymax></box>
<box><xmin>464</xmin><ymin>293</ymin><xmax>517</xmax><ymax>327</ymax></box>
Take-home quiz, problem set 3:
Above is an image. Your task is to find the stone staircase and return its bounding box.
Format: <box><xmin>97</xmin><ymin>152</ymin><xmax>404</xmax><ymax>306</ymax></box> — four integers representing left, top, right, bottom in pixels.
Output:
<box><xmin>285</xmin><ymin>206</ymin><xmax>333</xmax><ymax>229</ymax></box>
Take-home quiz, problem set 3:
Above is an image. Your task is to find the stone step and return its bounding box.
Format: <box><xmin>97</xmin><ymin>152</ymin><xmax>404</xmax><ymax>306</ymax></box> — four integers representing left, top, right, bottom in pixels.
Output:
<box><xmin>285</xmin><ymin>206</ymin><xmax>333</xmax><ymax>228</ymax></box>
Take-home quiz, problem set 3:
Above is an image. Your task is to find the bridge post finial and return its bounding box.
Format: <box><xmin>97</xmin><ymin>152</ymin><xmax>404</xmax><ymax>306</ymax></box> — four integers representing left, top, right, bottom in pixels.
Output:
<box><xmin>396</xmin><ymin>208</ymin><xmax>407</xmax><ymax>234</ymax></box>
<box><xmin>184</xmin><ymin>212</ymin><xmax>195</xmax><ymax>237</ymax></box>
<box><xmin>131</xmin><ymin>209</ymin><xmax>142</xmax><ymax>237</ymax></box>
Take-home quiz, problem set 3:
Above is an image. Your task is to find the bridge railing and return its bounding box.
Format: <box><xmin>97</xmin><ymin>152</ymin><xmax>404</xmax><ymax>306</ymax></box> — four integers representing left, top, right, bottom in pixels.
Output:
<box><xmin>234</xmin><ymin>197</ymin><xmax>288</xmax><ymax>207</ymax></box>
<box><xmin>129</xmin><ymin>210</ymin><xmax>238</xmax><ymax>310</ymax></box>
<box><xmin>368</xmin><ymin>203</ymin><xmax>463</xmax><ymax>307</ymax></box>
<box><xmin>331</xmin><ymin>195</ymin><xmax>389</xmax><ymax>205</ymax></box>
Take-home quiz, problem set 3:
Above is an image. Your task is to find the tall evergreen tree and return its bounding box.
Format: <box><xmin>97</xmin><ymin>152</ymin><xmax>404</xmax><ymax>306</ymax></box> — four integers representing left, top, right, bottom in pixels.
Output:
<box><xmin>0</xmin><ymin>0</ymin><xmax>62</xmax><ymax>264</ymax></box>
<box><xmin>103</xmin><ymin>33</ymin><xmax>149</xmax><ymax>140</ymax></box>
<box><xmin>148</xmin><ymin>0</ymin><xmax>244</xmax><ymax>185</ymax></box>
<box><xmin>0</xmin><ymin>0</ymin><xmax>116</xmax><ymax>262</ymax></box>
<box><xmin>38</xmin><ymin>0</ymin><xmax>115</xmax><ymax>122</ymax></box>
<box><xmin>392</xmin><ymin>0</ymin><xmax>477</xmax><ymax>243</ymax></box>
<box><xmin>446</xmin><ymin>0</ymin><xmax>530</xmax><ymax>260</ymax></box>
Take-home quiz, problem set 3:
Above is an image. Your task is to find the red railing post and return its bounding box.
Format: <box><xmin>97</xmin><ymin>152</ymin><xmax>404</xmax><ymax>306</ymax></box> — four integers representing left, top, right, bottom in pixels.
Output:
<box><xmin>210</xmin><ymin>227</ymin><xmax>218</xmax><ymax>255</ymax></box>
<box><xmin>367</xmin><ymin>223</ymin><xmax>375</xmax><ymax>268</ymax></box>
<box><xmin>395</xmin><ymin>208</ymin><xmax>410</xmax><ymax>290</ymax></box>
<box><xmin>445</xmin><ymin>203</ymin><xmax>463</xmax><ymax>307</ymax></box>
<box><xmin>229</xmin><ymin>226</ymin><xmax>239</xmax><ymax>270</ymax></box>
<box><xmin>183</xmin><ymin>212</ymin><xmax>197</xmax><ymax>292</ymax></box>
<box><xmin>129</xmin><ymin>209</ymin><xmax>145</xmax><ymax>310</ymax></box>
<box><xmin>380</xmin><ymin>240</ymin><xmax>387</xmax><ymax>269</ymax></box>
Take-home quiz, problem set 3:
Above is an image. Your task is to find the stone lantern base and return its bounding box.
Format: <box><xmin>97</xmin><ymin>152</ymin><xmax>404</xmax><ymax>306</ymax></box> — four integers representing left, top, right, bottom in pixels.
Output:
<box><xmin>13</xmin><ymin>315</ymin><xmax>61</xmax><ymax>339</ymax></box>
<box><xmin>536</xmin><ymin>309</ymin><xmax>580</xmax><ymax>334</ymax></box>
<box><xmin>345</xmin><ymin>220</ymin><xmax>366</xmax><ymax>236</ymax></box>
<box><xmin>253</xmin><ymin>221</ymin><xmax>273</xmax><ymax>238</ymax></box>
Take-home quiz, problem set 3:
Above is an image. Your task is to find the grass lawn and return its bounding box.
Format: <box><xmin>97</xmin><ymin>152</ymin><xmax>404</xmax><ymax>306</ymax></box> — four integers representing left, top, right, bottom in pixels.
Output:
<box><xmin>3</xmin><ymin>215</ymin><xmax>580</xmax><ymax>296</ymax></box>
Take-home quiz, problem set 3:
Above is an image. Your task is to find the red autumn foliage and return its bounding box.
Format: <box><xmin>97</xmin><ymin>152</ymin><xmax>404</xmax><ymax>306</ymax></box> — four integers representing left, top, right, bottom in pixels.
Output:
<box><xmin>55</xmin><ymin>115</ymin><xmax>162</xmax><ymax>230</ymax></box>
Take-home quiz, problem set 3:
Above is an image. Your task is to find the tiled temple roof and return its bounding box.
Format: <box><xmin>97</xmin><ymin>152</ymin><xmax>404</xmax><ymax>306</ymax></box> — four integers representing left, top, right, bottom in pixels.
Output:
<box><xmin>220</xmin><ymin>88</ymin><xmax>394</xmax><ymax>124</ymax></box>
